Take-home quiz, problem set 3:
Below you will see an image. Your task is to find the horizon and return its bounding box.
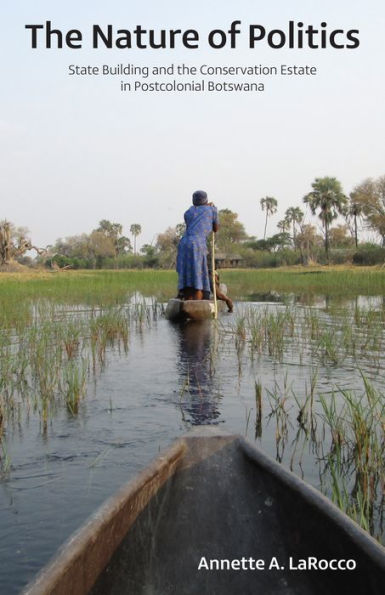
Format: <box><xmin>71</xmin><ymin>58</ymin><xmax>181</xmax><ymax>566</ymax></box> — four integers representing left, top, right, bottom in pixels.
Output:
<box><xmin>1</xmin><ymin>0</ymin><xmax>384</xmax><ymax>251</ymax></box>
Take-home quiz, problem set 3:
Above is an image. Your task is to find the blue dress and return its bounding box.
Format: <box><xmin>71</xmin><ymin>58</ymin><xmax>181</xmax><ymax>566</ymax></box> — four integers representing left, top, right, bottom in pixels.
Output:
<box><xmin>176</xmin><ymin>205</ymin><xmax>219</xmax><ymax>292</ymax></box>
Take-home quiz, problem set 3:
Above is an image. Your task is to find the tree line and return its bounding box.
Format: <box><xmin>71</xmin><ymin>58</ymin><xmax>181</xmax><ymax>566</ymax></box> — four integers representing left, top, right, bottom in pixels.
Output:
<box><xmin>258</xmin><ymin>174</ymin><xmax>385</xmax><ymax>265</ymax></box>
<box><xmin>1</xmin><ymin>174</ymin><xmax>385</xmax><ymax>269</ymax></box>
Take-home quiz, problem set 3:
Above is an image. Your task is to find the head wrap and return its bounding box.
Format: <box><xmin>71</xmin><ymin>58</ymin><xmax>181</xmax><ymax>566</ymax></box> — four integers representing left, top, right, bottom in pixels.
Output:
<box><xmin>192</xmin><ymin>190</ymin><xmax>208</xmax><ymax>206</ymax></box>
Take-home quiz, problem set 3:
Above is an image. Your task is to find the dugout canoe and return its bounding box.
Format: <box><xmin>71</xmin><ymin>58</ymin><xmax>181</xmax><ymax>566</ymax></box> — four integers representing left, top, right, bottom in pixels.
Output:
<box><xmin>24</xmin><ymin>428</ymin><xmax>385</xmax><ymax>595</ymax></box>
<box><xmin>165</xmin><ymin>298</ymin><xmax>226</xmax><ymax>321</ymax></box>
<box><xmin>166</xmin><ymin>283</ymin><xmax>229</xmax><ymax>321</ymax></box>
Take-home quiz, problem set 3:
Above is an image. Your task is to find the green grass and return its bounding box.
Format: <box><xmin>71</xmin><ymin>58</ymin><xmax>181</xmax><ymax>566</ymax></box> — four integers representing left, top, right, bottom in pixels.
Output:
<box><xmin>1</xmin><ymin>267</ymin><xmax>385</xmax><ymax>309</ymax></box>
<box><xmin>220</xmin><ymin>267</ymin><xmax>385</xmax><ymax>297</ymax></box>
<box><xmin>0</xmin><ymin>270</ymin><xmax>176</xmax><ymax>304</ymax></box>
<box><xmin>1</xmin><ymin>266</ymin><xmax>384</xmax><ymax>331</ymax></box>
<box><xmin>0</xmin><ymin>271</ymin><xmax>175</xmax><ymax>329</ymax></box>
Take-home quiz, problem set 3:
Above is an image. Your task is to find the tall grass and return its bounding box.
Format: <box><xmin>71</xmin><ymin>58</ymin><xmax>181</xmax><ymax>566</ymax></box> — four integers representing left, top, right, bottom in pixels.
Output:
<box><xmin>0</xmin><ymin>270</ymin><xmax>176</xmax><ymax>309</ymax></box>
<box><xmin>255</xmin><ymin>375</ymin><xmax>385</xmax><ymax>540</ymax></box>
<box><xmin>227</xmin><ymin>304</ymin><xmax>385</xmax><ymax>371</ymax></box>
<box><xmin>221</xmin><ymin>267</ymin><xmax>385</xmax><ymax>298</ymax></box>
<box><xmin>0</xmin><ymin>300</ymin><xmax>163</xmax><ymax>433</ymax></box>
<box><xmin>2</xmin><ymin>268</ymin><xmax>385</xmax><ymax>314</ymax></box>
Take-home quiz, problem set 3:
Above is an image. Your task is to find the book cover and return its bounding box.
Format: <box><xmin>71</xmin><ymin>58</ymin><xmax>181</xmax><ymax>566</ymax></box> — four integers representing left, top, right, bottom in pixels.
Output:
<box><xmin>1</xmin><ymin>1</ymin><xmax>385</xmax><ymax>593</ymax></box>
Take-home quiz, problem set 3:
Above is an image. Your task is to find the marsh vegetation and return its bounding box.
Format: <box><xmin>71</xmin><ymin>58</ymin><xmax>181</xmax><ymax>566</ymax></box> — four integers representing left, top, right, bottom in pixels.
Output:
<box><xmin>225</xmin><ymin>303</ymin><xmax>385</xmax><ymax>538</ymax></box>
<box><xmin>1</xmin><ymin>268</ymin><xmax>385</xmax><ymax>591</ymax></box>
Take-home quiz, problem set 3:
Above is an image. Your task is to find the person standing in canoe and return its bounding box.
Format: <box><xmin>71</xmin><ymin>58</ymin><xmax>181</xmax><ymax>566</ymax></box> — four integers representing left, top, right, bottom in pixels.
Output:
<box><xmin>176</xmin><ymin>190</ymin><xmax>219</xmax><ymax>301</ymax></box>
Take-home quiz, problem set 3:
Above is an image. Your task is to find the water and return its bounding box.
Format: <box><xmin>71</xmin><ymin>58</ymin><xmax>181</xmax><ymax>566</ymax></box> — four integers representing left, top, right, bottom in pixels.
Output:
<box><xmin>1</xmin><ymin>295</ymin><xmax>385</xmax><ymax>593</ymax></box>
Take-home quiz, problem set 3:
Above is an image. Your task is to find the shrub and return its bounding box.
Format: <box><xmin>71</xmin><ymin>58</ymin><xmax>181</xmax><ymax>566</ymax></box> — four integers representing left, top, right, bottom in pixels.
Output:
<box><xmin>353</xmin><ymin>244</ymin><xmax>385</xmax><ymax>266</ymax></box>
<box><xmin>314</xmin><ymin>248</ymin><xmax>355</xmax><ymax>265</ymax></box>
<box><xmin>238</xmin><ymin>248</ymin><xmax>301</xmax><ymax>268</ymax></box>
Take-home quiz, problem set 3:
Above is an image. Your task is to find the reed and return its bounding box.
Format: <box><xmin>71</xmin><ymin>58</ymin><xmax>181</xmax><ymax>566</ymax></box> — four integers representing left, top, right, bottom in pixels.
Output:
<box><xmin>0</xmin><ymin>396</ymin><xmax>4</xmax><ymax>438</ymax></box>
<box><xmin>228</xmin><ymin>303</ymin><xmax>385</xmax><ymax>373</ymax></box>
<box><xmin>0</xmin><ymin>298</ymin><xmax>162</xmax><ymax>429</ymax></box>
<box><xmin>62</xmin><ymin>359</ymin><xmax>88</xmax><ymax>415</ymax></box>
<box><xmin>250</xmin><ymin>372</ymin><xmax>385</xmax><ymax>540</ymax></box>
<box><xmin>266</xmin><ymin>376</ymin><xmax>293</xmax><ymax>462</ymax></box>
<box><xmin>315</xmin><ymin>382</ymin><xmax>384</xmax><ymax>537</ymax></box>
<box><xmin>255</xmin><ymin>381</ymin><xmax>263</xmax><ymax>438</ymax></box>
<box><xmin>0</xmin><ymin>438</ymin><xmax>10</xmax><ymax>477</ymax></box>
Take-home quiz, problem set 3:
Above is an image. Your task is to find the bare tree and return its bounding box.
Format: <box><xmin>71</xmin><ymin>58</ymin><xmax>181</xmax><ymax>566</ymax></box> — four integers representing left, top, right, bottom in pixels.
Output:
<box><xmin>0</xmin><ymin>221</ymin><xmax>45</xmax><ymax>266</ymax></box>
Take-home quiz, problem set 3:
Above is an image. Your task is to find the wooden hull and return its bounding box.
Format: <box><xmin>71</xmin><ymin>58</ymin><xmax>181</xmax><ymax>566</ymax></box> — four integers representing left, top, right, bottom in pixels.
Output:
<box><xmin>165</xmin><ymin>298</ymin><xmax>225</xmax><ymax>322</ymax></box>
<box><xmin>24</xmin><ymin>428</ymin><xmax>385</xmax><ymax>595</ymax></box>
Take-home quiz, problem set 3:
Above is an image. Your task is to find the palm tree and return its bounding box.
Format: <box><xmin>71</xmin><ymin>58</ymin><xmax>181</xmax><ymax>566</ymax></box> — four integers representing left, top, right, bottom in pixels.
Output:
<box><xmin>347</xmin><ymin>192</ymin><xmax>363</xmax><ymax>248</ymax></box>
<box><xmin>284</xmin><ymin>207</ymin><xmax>304</xmax><ymax>246</ymax></box>
<box><xmin>130</xmin><ymin>224</ymin><xmax>142</xmax><ymax>255</ymax></box>
<box><xmin>96</xmin><ymin>220</ymin><xmax>124</xmax><ymax>258</ymax></box>
<box><xmin>277</xmin><ymin>218</ymin><xmax>290</xmax><ymax>233</ymax></box>
<box><xmin>303</xmin><ymin>177</ymin><xmax>347</xmax><ymax>263</ymax></box>
<box><xmin>260</xmin><ymin>197</ymin><xmax>278</xmax><ymax>239</ymax></box>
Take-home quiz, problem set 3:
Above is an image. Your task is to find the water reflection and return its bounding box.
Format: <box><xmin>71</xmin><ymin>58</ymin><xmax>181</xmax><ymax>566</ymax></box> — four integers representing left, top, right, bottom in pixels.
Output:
<box><xmin>175</xmin><ymin>321</ymin><xmax>221</xmax><ymax>425</ymax></box>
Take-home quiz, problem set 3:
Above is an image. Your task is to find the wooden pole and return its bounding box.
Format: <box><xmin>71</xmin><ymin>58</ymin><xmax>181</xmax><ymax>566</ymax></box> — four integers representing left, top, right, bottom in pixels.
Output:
<box><xmin>211</xmin><ymin>232</ymin><xmax>218</xmax><ymax>320</ymax></box>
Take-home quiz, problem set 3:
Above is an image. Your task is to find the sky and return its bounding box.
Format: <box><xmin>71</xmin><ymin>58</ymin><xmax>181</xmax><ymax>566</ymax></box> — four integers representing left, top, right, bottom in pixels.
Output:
<box><xmin>1</xmin><ymin>0</ymin><xmax>385</xmax><ymax>249</ymax></box>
